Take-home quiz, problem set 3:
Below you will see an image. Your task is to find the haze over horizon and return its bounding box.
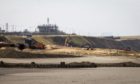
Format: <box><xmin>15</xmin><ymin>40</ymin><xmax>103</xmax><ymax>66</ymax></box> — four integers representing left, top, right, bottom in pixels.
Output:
<box><xmin>0</xmin><ymin>0</ymin><xmax>140</xmax><ymax>36</ymax></box>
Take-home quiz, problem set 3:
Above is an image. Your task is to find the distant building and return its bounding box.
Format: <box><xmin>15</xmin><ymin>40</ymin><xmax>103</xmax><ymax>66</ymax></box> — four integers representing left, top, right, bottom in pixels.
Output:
<box><xmin>37</xmin><ymin>18</ymin><xmax>65</xmax><ymax>35</ymax></box>
<box><xmin>38</xmin><ymin>24</ymin><xmax>58</xmax><ymax>33</ymax></box>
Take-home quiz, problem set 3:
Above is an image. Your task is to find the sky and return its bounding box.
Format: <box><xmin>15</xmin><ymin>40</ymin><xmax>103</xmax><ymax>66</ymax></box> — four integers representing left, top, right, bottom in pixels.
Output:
<box><xmin>0</xmin><ymin>0</ymin><xmax>140</xmax><ymax>36</ymax></box>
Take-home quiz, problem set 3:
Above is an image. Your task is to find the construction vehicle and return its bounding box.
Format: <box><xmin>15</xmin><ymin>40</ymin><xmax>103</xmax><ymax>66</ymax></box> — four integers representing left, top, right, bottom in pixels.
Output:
<box><xmin>24</xmin><ymin>35</ymin><xmax>46</xmax><ymax>49</ymax></box>
<box><xmin>27</xmin><ymin>41</ymin><xmax>46</xmax><ymax>49</ymax></box>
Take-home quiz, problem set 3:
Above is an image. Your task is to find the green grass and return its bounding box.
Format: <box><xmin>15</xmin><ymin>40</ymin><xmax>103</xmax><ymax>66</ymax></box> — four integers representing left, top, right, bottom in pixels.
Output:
<box><xmin>32</xmin><ymin>35</ymin><xmax>53</xmax><ymax>45</ymax></box>
<box><xmin>70</xmin><ymin>36</ymin><xmax>90</xmax><ymax>46</ymax></box>
<box><xmin>5</xmin><ymin>35</ymin><xmax>25</xmax><ymax>43</ymax></box>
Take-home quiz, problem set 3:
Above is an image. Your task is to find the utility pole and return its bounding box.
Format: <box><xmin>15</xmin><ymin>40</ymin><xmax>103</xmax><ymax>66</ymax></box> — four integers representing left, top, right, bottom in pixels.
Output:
<box><xmin>5</xmin><ymin>23</ymin><xmax>8</xmax><ymax>32</ymax></box>
<box><xmin>47</xmin><ymin>18</ymin><xmax>49</xmax><ymax>24</ymax></box>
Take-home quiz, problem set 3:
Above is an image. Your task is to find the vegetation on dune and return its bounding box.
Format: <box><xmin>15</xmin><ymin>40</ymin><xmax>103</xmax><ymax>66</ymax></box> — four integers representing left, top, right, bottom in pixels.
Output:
<box><xmin>33</xmin><ymin>35</ymin><xmax>93</xmax><ymax>47</ymax></box>
<box><xmin>69</xmin><ymin>36</ymin><xmax>90</xmax><ymax>47</ymax></box>
<box><xmin>49</xmin><ymin>36</ymin><xmax>66</xmax><ymax>45</ymax></box>
<box><xmin>5</xmin><ymin>35</ymin><xmax>25</xmax><ymax>44</ymax></box>
<box><xmin>32</xmin><ymin>35</ymin><xmax>53</xmax><ymax>45</ymax></box>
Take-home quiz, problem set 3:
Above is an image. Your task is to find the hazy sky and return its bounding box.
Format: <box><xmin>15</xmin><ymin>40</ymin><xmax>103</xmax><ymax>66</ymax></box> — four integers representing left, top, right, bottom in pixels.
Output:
<box><xmin>0</xmin><ymin>0</ymin><xmax>140</xmax><ymax>36</ymax></box>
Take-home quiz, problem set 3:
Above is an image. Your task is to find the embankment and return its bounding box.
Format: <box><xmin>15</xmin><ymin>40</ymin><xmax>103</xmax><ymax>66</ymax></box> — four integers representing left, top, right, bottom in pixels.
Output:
<box><xmin>33</xmin><ymin>35</ymin><xmax>140</xmax><ymax>51</ymax></box>
<box><xmin>1</xmin><ymin>35</ymin><xmax>140</xmax><ymax>51</ymax></box>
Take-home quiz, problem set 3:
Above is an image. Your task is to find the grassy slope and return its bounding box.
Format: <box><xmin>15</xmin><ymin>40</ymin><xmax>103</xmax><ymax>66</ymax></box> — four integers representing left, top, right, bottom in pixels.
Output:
<box><xmin>5</xmin><ymin>35</ymin><xmax>25</xmax><ymax>44</ymax></box>
<box><xmin>1</xmin><ymin>35</ymin><xmax>140</xmax><ymax>51</ymax></box>
<box><xmin>33</xmin><ymin>35</ymin><xmax>90</xmax><ymax>46</ymax></box>
<box><xmin>32</xmin><ymin>35</ymin><xmax>54</xmax><ymax>45</ymax></box>
<box><xmin>1</xmin><ymin>35</ymin><xmax>140</xmax><ymax>57</ymax></box>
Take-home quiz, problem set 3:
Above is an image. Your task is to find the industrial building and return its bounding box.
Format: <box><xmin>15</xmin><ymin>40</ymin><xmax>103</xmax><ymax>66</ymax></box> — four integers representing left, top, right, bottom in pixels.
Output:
<box><xmin>0</xmin><ymin>19</ymin><xmax>65</xmax><ymax>35</ymax></box>
<box><xmin>37</xmin><ymin>18</ymin><xmax>64</xmax><ymax>35</ymax></box>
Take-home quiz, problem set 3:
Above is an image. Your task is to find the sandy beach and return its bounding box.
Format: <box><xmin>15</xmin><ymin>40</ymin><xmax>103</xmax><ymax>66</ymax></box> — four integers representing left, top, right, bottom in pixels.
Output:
<box><xmin>0</xmin><ymin>68</ymin><xmax>140</xmax><ymax>84</ymax></box>
<box><xmin>0</xmin><ymin>56</ymin><xmax>140</xmax><ymax>64</ymax></box>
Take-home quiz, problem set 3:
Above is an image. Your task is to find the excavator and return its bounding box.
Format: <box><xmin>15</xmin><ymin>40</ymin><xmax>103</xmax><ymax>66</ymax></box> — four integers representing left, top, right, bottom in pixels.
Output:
<box><xmin>24</xmin><ymin>36</ymin><xmax>46</xmax><ymax>49</ymax></box>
